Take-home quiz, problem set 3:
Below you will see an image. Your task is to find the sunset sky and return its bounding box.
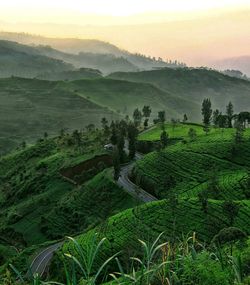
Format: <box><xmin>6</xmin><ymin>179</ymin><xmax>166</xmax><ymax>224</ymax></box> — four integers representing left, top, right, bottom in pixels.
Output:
<box><xmin>0</xmin><ymin>0</ymin><xmax>250</xmax><ymax>65</ymax></box>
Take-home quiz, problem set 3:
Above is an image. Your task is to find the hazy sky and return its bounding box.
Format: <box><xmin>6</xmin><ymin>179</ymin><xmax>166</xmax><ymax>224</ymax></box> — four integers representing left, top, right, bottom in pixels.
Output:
<box><xmin>1</xmin><ymin>0</ymin><xmax>250</xmax><ymax>23</ymax></box>
<box><xmin>0</xmin><ymin>0</ymin><xmax>250</xmax><ymax>65</ymax></box>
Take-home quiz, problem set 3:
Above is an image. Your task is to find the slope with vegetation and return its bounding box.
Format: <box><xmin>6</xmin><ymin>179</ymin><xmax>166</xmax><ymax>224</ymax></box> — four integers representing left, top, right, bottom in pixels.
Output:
<box><xmin>0</xmin><ymin>40</ymin><xmax>73</xmax><ymax>78</ymax></box>
<box><xmin>109</xmin><ymin>68</ymin><xmax>250</xmax><ymax>120</ymax></box>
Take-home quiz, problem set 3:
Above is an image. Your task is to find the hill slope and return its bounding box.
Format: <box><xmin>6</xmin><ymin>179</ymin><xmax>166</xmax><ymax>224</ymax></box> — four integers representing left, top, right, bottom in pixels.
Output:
<box><xmin>0</xmin><ymin>77</ymin><xmax>201</xmax><ymax>153</ymax></box>
<box><xmin>0</xmin><ymin>132</ymin><xmax>138</xmax><ymax>252</ymax></box>
<box><xmin>109</xmin><ymin>68</ymin><xmax>250</xmax><ymax>117</ymax></box>
<box><xmin>0</xmin><ymin>32</ymin><xmax>185</xmax><ymax>73</ymax></box>
<box><xmin>0</xmin><ymin>40</ymin><xmax>73</xmax><ymax>78</ymax></box>
<box><xmin>0</xmin><ymin>77</ymin><xmax>116</xmax><ymax>153</ymax></box>
<box><xmin>68</xmin><ymin>78</ymin><xmax>199</xmax><ymax>118</ymax></box>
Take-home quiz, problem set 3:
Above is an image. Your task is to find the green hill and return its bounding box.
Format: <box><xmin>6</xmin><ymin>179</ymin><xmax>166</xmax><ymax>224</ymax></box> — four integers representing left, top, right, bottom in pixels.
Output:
<box><xmin>0</xmin><ymin>131</ymin><xmax>138</xmax><ymax>254</ymax></box>
<box><xmin>0</xmin><ymin>77</ymin><xmax>199</xmax><ymax>153</ymax></box>
<box><xmin>68</xmin><ymin>78</ymin><xmax>199</xmax><ymax>118</ymax></box>
<box><xmin>109</xmin><ymin>68</ymin><xmax>250</xmax><ymax>120</ymax></box>
<box><xmin>52</xmin><ymin>198</ymin><xmax>250</xmax><ymax>279</ymax></box>
<box><xmin>134</xmin><ymin>124</ymin><xmax>250</xmax><ymax>200</ymax></box>
<box><xmin>36</xmin><ymin>68</ymin><xmax>103</xmax><ymax>81</ymax></box>
<box><xmin>0</xmin><ymin>77</ymin><xmax>117</xmax><ymax>154</ymax></box>
<box><xmin>0</xmin><ymin>40</ymin><xmax>73</xmax><ymax>78</ymax></box>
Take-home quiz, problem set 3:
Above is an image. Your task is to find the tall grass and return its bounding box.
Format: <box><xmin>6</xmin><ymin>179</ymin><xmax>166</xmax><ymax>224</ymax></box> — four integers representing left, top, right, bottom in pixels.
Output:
<box><xmin>8</xmin><ymin>232</ymin><xmax>247</xmax><ymax>285</ymax></box>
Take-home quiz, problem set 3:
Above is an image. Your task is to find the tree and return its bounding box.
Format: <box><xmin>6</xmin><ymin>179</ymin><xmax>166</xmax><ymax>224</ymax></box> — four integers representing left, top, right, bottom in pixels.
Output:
<box><xmin>183</xmin><ymin>114</ymin><xmax>188</xmax><ymax>123</ymax></box>
<box><xmin>158</xmin><ymin>111</ymin><xmax>166</xmax><ymax>130</ymax></box>
<box><xmin>171</xmin><ymin>118</ymin><xmax>178</xmax><ymax>132</ymax></box>
<box><xmin>101</xmin><ymin>117</ymin><xmax>108</xmax><ymax>129</ymax></box>
<box><xmin>212</xmin><ymin>109</ymin><xmax>220</xmax><ymax>126</ymax></box>
<box><xmin>142</xmin><ymin>105</ymin><xmax>152</xmax><ymax>119</ymax></box>
<box><xmin>44</xmin><ymin>132</ymin><xmax>48</xmax><ymax>140</ymax></box>
<box><xmin>238</xmin><ymin>111</ymin><xmax>250</xmax><ymax>128</ymax></box>
<box><xmin>143</xmin><ymin>118</ymin><xmax>149</xmax><ymax>129</ymax></box>
<box><xmin>117</xmin><ymin>133</ymin><xmax>125</xmax><ymax>163</ymax></box>
<box><xmin>222</xmin><ymin>200</ymin><xmax>240</xmax><ymax>226</ymax></box>
<box><xmin>188</xmin><ymin>128</ymin><xmax>197</xmax><ymax>142</ymax></box>
<box><xmin>21</xmin><ymin>141</ymin><xmax>26</xmax><ymax>149</ymax></box>
<box><xmin>72</xmin><ymin>130</ymin><xmax>81</xmax><ymax>147</ymax></box>
<box><xmin>160</xmin><ymin>130</ymin><xmax>168</xmax><ymax>149</ymax></box>
<box><xmin>217</xmin><ymin>114</ymin><xmax>228</xmax><ymax>128</ymax></box>
<box><xmin>113</xmin><ymin>147</ymin><xmax>121</xmax><ymax>181</ymax></box>
<box><xmin>226</xmin><ymin>101</ymin><xmax>234</xmax><ymax>128</ymax></box>
<box><xmin>127</xmin><ymin>123</ymin><xmax>138</xmax><ymax>159</ymax></box>
<box><xmin>110</xmin><ymin>127</ymin><xmax>118</xmax><ymax>145</ymax></box>
<box><xmin>201</xmin><ymin>98</ymin><xmax>212</xmax><ymax>134</ymax></box>
<box><xmin>133</xmin><ymin>108</ymin><xmax>142</xmax><ymax>127</ymax></box>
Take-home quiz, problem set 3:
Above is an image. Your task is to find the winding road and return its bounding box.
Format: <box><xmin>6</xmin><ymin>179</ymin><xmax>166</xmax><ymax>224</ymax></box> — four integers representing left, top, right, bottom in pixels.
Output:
<box><xmin>29</xmin><ymin>145</ymin><xmax>157</xmax><ymax>277</ymax></box>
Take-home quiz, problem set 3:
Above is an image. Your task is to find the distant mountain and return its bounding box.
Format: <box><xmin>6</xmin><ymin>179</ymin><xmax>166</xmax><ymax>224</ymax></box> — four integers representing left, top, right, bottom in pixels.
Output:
<box><xmin>0</xmin><ymin>40</ymin><xmax>73</xmax><ymax>78</ymax></box>
<box><xmin>109</xmin><ymin>68</ymin><xmax>250</xmax><ymax>115</ymax></box>
<box><xmin>35</xmin><ymin>45</ymin><xmax>138</xmax><ymax>74</ymax></box>
<box><xmin>0</xmin><ymin>32</ymin><xmax>186</xmax><ymax>74</ymax></box>
<box><xmin>213</xmin><ymin>56</ymin><xmax>250</xmax><ymax>77</ymax></box>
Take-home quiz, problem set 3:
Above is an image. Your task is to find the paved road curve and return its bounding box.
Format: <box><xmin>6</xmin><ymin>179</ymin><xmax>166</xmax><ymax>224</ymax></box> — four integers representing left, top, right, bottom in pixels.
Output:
<box><xmin>29</xmin><ymin>146</ymin><xmax>156</xmax><ymax>277</ymax></box>
<box><xmin>29</xmin><ymin>242</ymin><xmax>63</xmax><ymax>277</ymax></box>
<box><xmin>118</xmin><ymin>154</ymin><xmax>158</xmax><ymax>203</ymax></box>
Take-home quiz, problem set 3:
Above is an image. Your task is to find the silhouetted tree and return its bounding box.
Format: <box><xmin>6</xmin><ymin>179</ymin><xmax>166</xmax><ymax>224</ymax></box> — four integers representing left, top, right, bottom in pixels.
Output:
<box><xmin>133</xmin><ymin>108</ymin><xmax>142</xmax><ymax>127</ymax></box>
<box><xmin>127</xmin><ymin>123</ymin><xmax>138</xmax><ymax>159</ymax></box>
<box><xmin>158</xmin><ymin>111</ymin><xmax>166</xmax><ymax>130</ymax></box>
<box><xmin>226</xmin><ymin>102</ymin><xmax>234</xmax><ymax>128</ymax></box>
<box><xmin>44</xmin><ymin>132</ymin><xmax>48</xmax><ymax>140</ymax></box>
<box><xmin>183</xmin><ymin>114</ymin><xmax>188</xmax><ymax>123</ymax></box>
<box><xmin>142</xmin><ymin>105</ymin><xmax>152</xmax><ymax>119</ymax></box>
<box><xmin>160</xmin><ymin>130</ymin><xmax>168</xmax><ymax>148</ymax></box>
<box><xmin>202</xmin><ymin>98</ymin><xmax>212</xmax><ymax>134</ymax></box>
<box><xmin>117</xmin><ymin>133</ymin><xmax>125</xmax><ymax>163</ymax></box>
<box><xmin>212</xmin><ymin>109</ymin><xmax>220</xmax><ymax>126</ymax></box>
<box><xmin>113</xmin><ymin>147</ymin><xmax>121</xmax><ymax>181</ymax></box>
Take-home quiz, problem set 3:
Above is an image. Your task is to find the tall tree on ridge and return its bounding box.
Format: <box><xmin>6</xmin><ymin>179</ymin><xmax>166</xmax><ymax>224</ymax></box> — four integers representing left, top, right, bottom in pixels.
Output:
<box><xmin>226</xmin><ymin>101</ymin><xmax>234</xmax><ymax>128</ymax></box>
<box><xmin>202</xmin><ymin>98</ymin><xmax>212</xmax><ymax>135</ymax></box>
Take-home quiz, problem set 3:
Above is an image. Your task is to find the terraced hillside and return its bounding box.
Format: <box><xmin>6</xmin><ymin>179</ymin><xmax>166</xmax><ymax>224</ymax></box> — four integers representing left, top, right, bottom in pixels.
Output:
<box><xmin>135</xmin><ymin>124</ymin><xmax>250</xmax><ymax>199</ymax></box>
<box><xmin>0</xmin><ymin>130</ymin><xmax>138</xmax><ymax>267</ymax></box>
<box><xmin>52</xmin><ymin>198</ymin><xmax>250</xmax><ymax>279</ymax></box>
<box><xmin>109</xmin><ymin>68</ymin><xmax>250</xmax><ymax>118</ymax></box>
<box><xmin>44</xmin><ymin>124</ymin><xmax>250</xmax><ymax>282</ymax></box>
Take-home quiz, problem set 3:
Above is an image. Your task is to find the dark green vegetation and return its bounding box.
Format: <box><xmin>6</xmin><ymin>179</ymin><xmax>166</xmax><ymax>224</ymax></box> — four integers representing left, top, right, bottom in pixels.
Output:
<box><xmin>0</xmin><ymin>129</ymin><xmax>138</xmax><ymax>267</ymax></box>
<box><xmin>109</xmin><ymin>68</ymin><xmax>250</xmax><ymax>119</ymax></box>
<box><xmin>135</xmin><ymin>123</ymin><xmax>250</xmax><ymax>199</ymax></box>
<box><xmin>0</xmin><ymin>115</ymin><xmax>249</xmax><ymax>284</ymax></box>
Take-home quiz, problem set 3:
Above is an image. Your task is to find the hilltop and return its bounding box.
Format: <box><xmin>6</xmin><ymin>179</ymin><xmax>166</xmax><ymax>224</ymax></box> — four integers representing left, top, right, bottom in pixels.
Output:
<box><xmin>0</xmin><ymin>32</ymin><xmax>185</xmax><ymax>74</ymax></box>
<box><xmin>109</xmin><ymin>68</ymin><xmax>250</xmax><ymax>115</ymax></box>
<box><xmin>0</xmin><ymin>40</ymin><xmax>73</xmax><ymax>78</ymax></box>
